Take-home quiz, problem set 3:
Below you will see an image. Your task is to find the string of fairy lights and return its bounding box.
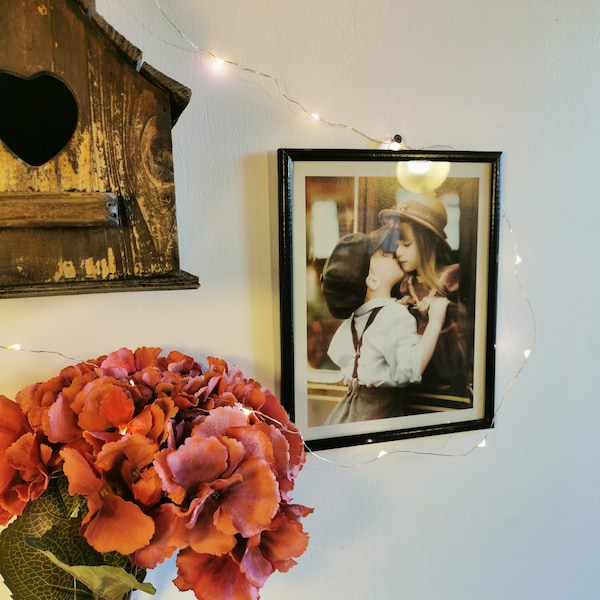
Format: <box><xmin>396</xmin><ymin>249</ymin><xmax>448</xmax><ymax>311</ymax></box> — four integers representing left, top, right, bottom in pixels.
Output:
<box><xmin>0</xmin><ymin>209</ymin><xmax>536</xmax><ymax>468</ymax></box>
<box><xmin>307</xmin><ymin>208</ymin><xmax>537</xmax><ymax>465</ymax></box>
<box><xmin>0</xmin><ymin>1</ymin><xmax>536</xmax><ymax>467</ymax></box>
<box><xmin>110</xmin><ymin>0</ymin><xmax>403</xmax><ymax>148</ymax></box>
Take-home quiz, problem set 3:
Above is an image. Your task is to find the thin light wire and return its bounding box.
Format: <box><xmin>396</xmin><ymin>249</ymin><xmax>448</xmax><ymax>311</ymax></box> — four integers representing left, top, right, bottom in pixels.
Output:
<box><xmin>302</xmin><ymin>207</ymin><xmax>538</xmax><ymax>468</ymax></box>
<box><xmin>1</xmin><ymin>7</ymin><xmax>536</xmax><ymax>469</ymax></box>
<box><xmin>0</xmin><ymin>344</ymin><xmax>307</xmax><ymax>438</ymax></box>
<box><xmin>109</xmin><ymin>0</ymin><xmax>393</xmax><ymax>145</ymax></box>
<box><xmin>0</xmin><ymin>344</ymin><xmax>96</xmax><ymax>366</ymax></box>
<box><xmin>0</xmin><ymin>210</ymin><xmax>537</xmax><ymax>467</ymax></box>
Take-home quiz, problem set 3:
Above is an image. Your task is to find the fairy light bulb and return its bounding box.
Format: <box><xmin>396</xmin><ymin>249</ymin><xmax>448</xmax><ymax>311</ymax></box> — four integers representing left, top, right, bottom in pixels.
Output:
<box><xmin>396</xmin><ymin>160</ymin><xmax>451</xmax><ymax>193</ymax></box>
<box><xmin>407</xmin><ymin>160</ymin><xmax>432</xmax><ymax>175</ymax></box>
<box><xmin>212</xmin><ymin>56</ymin><xmax>225</xmax><ymax>71</ymax></box>
<box><xmin>7</xmin><ymin>343</ymin><xmax>21</xmax><ymax>351</ymax></box>
<box><xmin>148</xmin><ymin>0</ymin><xmax>394</xmax><ymax>145</ymax></box>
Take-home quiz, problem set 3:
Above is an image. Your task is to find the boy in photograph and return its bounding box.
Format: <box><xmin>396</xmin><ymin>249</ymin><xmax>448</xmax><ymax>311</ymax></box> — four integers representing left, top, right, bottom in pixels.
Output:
<box><xmin>321</xmin><ymin>228</ymin><xmax>448</xmax><ymax>424</ymax></box>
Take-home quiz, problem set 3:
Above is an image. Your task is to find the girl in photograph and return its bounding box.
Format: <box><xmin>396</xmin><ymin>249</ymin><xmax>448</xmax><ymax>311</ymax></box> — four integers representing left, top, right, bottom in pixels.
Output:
<box><xmin>379</xmin><ymin>192</ymin><xmax>467</xmax><ymax>392</ymax></box>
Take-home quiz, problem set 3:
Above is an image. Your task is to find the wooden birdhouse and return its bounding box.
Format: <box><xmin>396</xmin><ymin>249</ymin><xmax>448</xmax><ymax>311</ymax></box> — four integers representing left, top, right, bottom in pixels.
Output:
<box><xmin>0</xmin><ymin>0</ymin><xmax>199</xmax><ymax>297</ymax></box>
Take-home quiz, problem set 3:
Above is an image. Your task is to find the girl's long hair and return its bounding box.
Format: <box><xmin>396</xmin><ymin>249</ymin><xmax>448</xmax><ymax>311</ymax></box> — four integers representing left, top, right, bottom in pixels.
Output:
<box><xmin>401</xmin><ymin>221</ymin><xmax>452</xmax><ymax>296</ymax></box>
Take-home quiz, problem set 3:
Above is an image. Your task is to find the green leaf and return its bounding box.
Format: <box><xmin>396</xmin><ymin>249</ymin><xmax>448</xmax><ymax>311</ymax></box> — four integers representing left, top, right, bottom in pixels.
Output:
<box><xmin>0</xmin><ymin>474</ymin><xmax>149</xmax><ymax>600</ymax></box>
<box><xmin>26</xmin><ymin>548</ymin><xmax>155</xmax><ymax>600</ymax></box>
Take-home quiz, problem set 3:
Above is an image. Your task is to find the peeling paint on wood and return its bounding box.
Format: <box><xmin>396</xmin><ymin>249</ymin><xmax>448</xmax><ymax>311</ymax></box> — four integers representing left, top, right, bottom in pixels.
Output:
<box><xmin>82</xmin><ymin>247</ymin><xmax>117</xmax><ymax>279</ymax></box>
<box><xmin>53</xmin><ymin>259</ymin><xmax>77</xmax><ymax>281</ymax></box>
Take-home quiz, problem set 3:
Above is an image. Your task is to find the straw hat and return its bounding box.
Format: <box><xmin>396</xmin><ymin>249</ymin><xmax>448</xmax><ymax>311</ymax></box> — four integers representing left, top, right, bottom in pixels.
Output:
<box><xmin>378</xmin><ymin>193</ymin><xmax>449</xmax><ymax>247</ymax></box>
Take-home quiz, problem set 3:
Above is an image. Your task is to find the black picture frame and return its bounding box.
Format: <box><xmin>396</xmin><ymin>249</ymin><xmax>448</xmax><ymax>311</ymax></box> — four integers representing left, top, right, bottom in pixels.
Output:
<box><xmin>278</xmin><ymin>148</ymin><xmax>501</xmax><ymax>451</ymax></box>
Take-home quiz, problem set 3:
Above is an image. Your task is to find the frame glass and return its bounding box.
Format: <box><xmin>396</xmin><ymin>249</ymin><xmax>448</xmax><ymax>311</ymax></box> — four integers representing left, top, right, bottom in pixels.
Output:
<box><xmin>278</xmin><ymin>148</ymin><xmax>501</xmax><ymax>450</ymax></box>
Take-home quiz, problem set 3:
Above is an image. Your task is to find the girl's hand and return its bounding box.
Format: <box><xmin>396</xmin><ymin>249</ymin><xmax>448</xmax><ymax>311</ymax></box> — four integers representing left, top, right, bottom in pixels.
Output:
<box><xmin>425</xmin><ymin>296</ymin><xmax>449</xmax><ymax>323</ymax></box>
<box><xmin>396</xmin><ymin>296</ymin><xmax>414</xmax><ymax>306</ymax></box>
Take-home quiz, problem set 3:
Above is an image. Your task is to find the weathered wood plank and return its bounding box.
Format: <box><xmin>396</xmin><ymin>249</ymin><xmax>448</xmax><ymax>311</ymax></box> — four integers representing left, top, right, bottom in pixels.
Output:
<box><xmin>140</xmin><ymin>62</ymin><xmax>191</xmax><ymax>125</ymax></box>
<box><xmin>0</xmin><ymin>271</ymin><xmax>200</xmax><ymax>298</ymax></box>
<box><xmin>0</xmin><ymin>192</ymin><xmax>118</xmax><ymax>227</ymax></box>
<box><xmin>0</xmin><ymin>1</ymin><xmax>55</xmax><ymax>74</ymax></box>
<box><xmin>89</xmin><ymin>11</ymin><xmax>143</xmax><ymax>67</ymax></box>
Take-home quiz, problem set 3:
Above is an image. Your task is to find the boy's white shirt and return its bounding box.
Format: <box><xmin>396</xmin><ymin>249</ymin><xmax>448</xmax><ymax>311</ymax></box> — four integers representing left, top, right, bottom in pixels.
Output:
<box><xmin>327</xmin><ymin>298</ymin><xmax>423</xmax><ymax>387</ymax></box>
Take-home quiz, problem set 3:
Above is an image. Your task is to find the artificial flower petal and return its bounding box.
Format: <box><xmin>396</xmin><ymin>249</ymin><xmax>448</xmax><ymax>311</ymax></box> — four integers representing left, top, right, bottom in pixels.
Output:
<box><xmin>100</xmin><ymin>347</ymin><xmax>136</xmax><ymax>378</ymax></box>
<box><xmin>187</xmin><ymin>500</ymin><xmax>238</xmax><ymax>556</ymax></box>
<box><xmin>45</xmin><ymin>393</ymin><xmax>81</xmax><ymax>443</ymax></box>
<box><xmin>134</xmin><ymin>346</ymin><xmax>162</xmax><ymax>371</ymax></box>
<box><xmin>0</xmin><ymin>397</ymin><xmax>47</xmax><ymax>520</ymax></box>
<box><xmin>99</xmin><ymin>386</ymin><xmax>135</xmax><ymax>429</ymax></box>
<box><xmin>84</xmin><ymin>492</ymin><xmax>155</xmax><ymax>555</ymax></box>
<box><xmin>175</xmin><ymin>548</ymin><xmax>260</xmax><ymax>600</ymax></box>
<box><xmin>155</xmin><ymin>436</ymin><xmax>231</xmax><ymax>504</ymax></box>
<box><xmin>257</xmin><ymin>504</ymin><xmax>313</xmax><ymax>572</ymax></box>
<box><xmin>133</xmin><ymin>504</ymin><xmax>181</xmax><ymax>569</ymax></box>
<box><xmin>239</xmin><ymin>545</ymin><xmax>273</xmax><ymax>588</ymax></box>
<box><xmin>214</xmin><ymin>458</ymin><xmax>279</xmax><ymax>538</ymax></box>
<box><xmin>61</xmin><ymin>447</ymin><xmax>155</xmax><ymax>555</ymax></box>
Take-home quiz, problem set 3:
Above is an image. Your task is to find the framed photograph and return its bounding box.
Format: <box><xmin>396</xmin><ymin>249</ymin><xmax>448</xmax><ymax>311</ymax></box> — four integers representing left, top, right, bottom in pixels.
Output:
<box><xmin>278</xmin><ymin>148</ymin><xmax>501</xmax><ymax>450</ymax></box>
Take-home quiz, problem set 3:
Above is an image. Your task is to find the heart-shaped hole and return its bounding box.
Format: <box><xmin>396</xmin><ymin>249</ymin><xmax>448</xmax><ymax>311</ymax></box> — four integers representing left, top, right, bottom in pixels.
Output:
<box><xmin>0</xmin><ymin>72</ymin><xmax>78</xmax><ymax>167</ymax></box>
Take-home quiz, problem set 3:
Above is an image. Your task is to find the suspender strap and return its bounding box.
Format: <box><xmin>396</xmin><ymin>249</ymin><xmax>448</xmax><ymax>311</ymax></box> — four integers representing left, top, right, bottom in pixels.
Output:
<box><xmin>350</xmin><ymin>306</ymin><xmax>383</xmax><ymax>380</ymax></box>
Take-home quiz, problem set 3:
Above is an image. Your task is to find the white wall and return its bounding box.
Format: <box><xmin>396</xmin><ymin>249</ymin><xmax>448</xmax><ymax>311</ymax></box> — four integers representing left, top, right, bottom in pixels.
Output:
<box><xmin>2</xmin><ymin>1</ymin><xmax>599</xmax><ymax>598</ymax></box>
